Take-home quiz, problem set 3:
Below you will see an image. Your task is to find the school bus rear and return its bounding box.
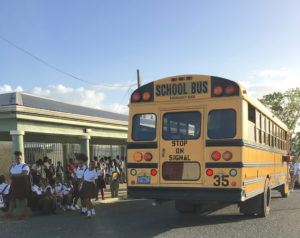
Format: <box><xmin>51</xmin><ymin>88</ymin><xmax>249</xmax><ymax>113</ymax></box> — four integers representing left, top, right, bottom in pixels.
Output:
<box><xmin>127</xmin><ymin>75</ymin><xmax>245</xmax><ymax>203</ymax></box>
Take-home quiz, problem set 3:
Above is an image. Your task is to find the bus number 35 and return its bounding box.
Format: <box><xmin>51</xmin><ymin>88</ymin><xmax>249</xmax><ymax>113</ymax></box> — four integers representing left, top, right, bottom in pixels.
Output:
<box><xmin>213</xmin><ymin>175</ymin><xmax>229</xmax><ymax>186</ymax></box>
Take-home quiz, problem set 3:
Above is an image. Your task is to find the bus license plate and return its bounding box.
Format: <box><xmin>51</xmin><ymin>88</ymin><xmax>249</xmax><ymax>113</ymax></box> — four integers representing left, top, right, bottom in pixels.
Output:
<box><xmin>137</xmin><ymin>176</ymin><xmax>150</xmax><ymax>184</ymax></box>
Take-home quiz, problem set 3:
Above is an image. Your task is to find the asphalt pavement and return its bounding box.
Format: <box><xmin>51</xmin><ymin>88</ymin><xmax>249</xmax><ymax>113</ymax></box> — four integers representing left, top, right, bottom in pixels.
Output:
<box><xmin>1</xmin><ymin>188</ymin><xmax>300</xmax><ymax>238</ymax></box>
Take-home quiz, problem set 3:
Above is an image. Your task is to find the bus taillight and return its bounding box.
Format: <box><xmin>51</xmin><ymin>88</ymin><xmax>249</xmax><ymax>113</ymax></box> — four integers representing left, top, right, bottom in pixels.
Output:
<box><xmin>222</xmin><ymin>151</ymin><xmax>232</xmax><ymax>161</ymax></box>
<box><xmin>142</xmin><ymin>92</ymin><xmax>151</xmax><ymax>101</ymax></box>
<box><xmin>134</xmin><ymin>152</ymin><xmax>143</xmax><ymax>162</ymax></box>
<box><xmin>132</xmin><ymin>92</ymin><xmax>141</xmax><ymax>102</ymax></box>
<box><xmin>144</xmin><ymin>152</ymin><xmax>152</xmax><ymax>161</ymax></box>
<box><xmin>211</xmin><ymin>151</ymin><xmax>221</xmax><ymax>161</ymax></box>
<box><xmin>225</xmin><ymin>85</ymin><xmax>235</xmax><ymax>96</ymax></box>
<box><xmin>206</xmin><ymin>169</ymin><xmax>213</xmax><ymax>176</ymax></box>
<box><xmin>213</xmin><ymin>86</ymin><xmax>223</xmax><ymax>96</ymax></box>
<box><xmin>151</xmin><ymin>169</ymin><xmax>157</xmax><ymax>176</ymax></box>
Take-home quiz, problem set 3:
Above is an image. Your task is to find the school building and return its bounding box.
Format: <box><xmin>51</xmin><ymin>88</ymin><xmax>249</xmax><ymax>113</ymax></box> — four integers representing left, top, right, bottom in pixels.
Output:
<box><xmin>0</xmin><ymin>92</ymin><xmax>128</xmax><ymax>179</ymax></box>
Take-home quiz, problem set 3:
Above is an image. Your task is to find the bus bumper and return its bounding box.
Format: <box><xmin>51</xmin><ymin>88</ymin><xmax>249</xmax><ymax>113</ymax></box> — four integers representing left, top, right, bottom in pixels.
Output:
<box><xmin>127</xmin><ymin>186</ymin><xmax>244</xmax><ymax>202</ymax></box>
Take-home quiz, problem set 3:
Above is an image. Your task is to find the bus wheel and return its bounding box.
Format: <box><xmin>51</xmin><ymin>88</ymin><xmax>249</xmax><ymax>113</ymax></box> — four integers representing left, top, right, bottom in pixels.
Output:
<box><xmin>258</xmin><ymin>178</ymin><xmax>271</xmax><ymax>217</ymax></box>
<box><xmin>175</xmin><ymin>200</ymin><xmax>196</xmax><ymax>213</ymax></box>
<box><xmin>279</xmin><ymin>182</ymin><xmax>290</xmax><ymax>198</ymax></box>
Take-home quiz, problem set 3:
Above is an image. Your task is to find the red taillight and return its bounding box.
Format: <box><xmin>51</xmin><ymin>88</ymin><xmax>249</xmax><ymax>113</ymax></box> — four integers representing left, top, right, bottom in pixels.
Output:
<box><xmin>214</xmin><ymin>86</ymin><xmax>223</xmax><ymax>96</ymax></box>
<box><xmin>225</xmin><ymin>85</ymin><xmax>235</xmax><ymax>96</ymax></box>
<box><xmin>222</xmin><ymin>151</ymin><xmax>232</xmax><ymax>161</ymax></box>
<box><xmin>142</xmin><ymin>92</ymin><xmax>151</xmax><ymax>101</ymax></box>
<box><xmin>206</xmin><ymin>169</ymin><xmax>213</xmax><ymax>176</ymax></box>
<box><xmin>144</xmin><ymin>152</ymin><xmax>152</xmax><ymax>161</ymax></box>
<box><xmin>231</xmin><ymin>181</ymin><xmax>237</xmax><ymax>186</ymax></box>
<box><xmin>132</xmin><ymin>92</ymin><xmax>141</xmax><ymax>102</ymax></box>
<box><xmin>211</xmin><ymin>151</ymin><xmax>221</xmax><ymax>161</ymax></box>
<box><xmin>151</xmin><ymin>169</ymin><xmax>157</xmax><ymax>176</ymax></box>
<box><xmin>131</xmin><ymin>180</ymin><xmax>135</xmax><ymax>185</ymax></box>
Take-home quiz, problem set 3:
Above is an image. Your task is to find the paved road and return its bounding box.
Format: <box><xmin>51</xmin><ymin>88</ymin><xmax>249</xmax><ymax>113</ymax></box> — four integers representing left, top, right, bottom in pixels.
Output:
<box><xmin>1</xmin><ymin>189</ymin><xmax>300</xmax><ymax>238</ymax></box>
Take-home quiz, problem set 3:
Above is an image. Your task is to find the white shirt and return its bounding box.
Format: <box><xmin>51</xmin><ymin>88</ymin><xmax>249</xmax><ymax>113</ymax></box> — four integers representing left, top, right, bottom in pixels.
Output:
<box><xmin>293</xmin><ymin>162</ymin><xmax>300</xmax><ymax>175</ymax></box>
<box><xmin>0</xmin><ymin>183</ymin><xmax>10</xmax><ymax>195</ymax></box>
<box><xmin>84</xmin><ymin>169</ymin><xmax>98</xmax><ymax>182</ymax></box>
<box><xmin>109</xmin><ymin>166</ymin><xmax>120</xmax><ymax>176</ymax></box>
<box><xmin>96</xmin><ymin>167</ymin><xmax>105</xmax><ymax>177</ymax></box>
<box><xmin>44</xmin><ymin>185</ymin><xmax>55</xmax><ymax>195</ymax></box>
<box><xmin>62</xmin><ymin>184</ymin><xmax>73</xmax><ymax>195</ymax></box>
<box><xmin>55</xmin><ymin>183</ymin><xmax>64</xmax><ymax>195</ymax></box>
<box><xmin>32</xmin><ymin>184</ymin><xmax>43</xmax><ymax>195</ymax></box>
<box><xmin>10</xmin><ymin>163</ymin><xmax>30</xmax><ymax>175</ymax></box>
<box><xmin>75</xmin><ymin>165</ymin><xmax>87</xmax><ymax>179</ymax></box>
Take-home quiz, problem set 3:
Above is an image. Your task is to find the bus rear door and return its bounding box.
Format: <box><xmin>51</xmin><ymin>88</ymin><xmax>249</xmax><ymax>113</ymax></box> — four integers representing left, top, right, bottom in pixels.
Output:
<box><xmin>159</xmin><ymin>109</ymin><xmax>204</xmax><ymax>185</ymax></box>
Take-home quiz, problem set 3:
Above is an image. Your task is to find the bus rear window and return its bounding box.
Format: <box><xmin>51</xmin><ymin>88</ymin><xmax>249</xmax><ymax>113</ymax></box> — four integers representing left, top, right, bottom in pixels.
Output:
<box><xmin>132</xmin><ymin>114</ymin><xmax>156</xmax><ymax>141</ymax></box>
<box><xmin>162</xmin><ymin>111</ymin><xmax>201</xmax><ymax>140</ymax></box>
<box><xmin>208</xmin><ymin>109</ymin><xmax>236</xmax><ymax>139</ymax></box>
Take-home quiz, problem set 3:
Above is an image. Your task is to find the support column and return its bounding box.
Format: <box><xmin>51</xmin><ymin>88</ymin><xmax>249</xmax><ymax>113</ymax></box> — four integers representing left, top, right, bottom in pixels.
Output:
<box><xmin>80</xmin><ymin>135</ymin><xmax>90</xmax><ymax>165</ymax></box>
<box><xmin>62</xmin><ymin>143</ymin><xmax>68</xmax><ymax>176</ymax></box>
<box><xmin>10</xmin><ymin>130</ymin><xmax>25</xmax><ymax>162</ymax></box>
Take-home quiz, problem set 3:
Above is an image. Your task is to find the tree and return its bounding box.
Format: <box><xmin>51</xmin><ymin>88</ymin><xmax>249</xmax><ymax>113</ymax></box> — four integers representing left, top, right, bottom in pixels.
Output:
<box><xmin>259</xmin><ymin>88</ymin><xmax>300</xmax><ymax>156</ymax></box>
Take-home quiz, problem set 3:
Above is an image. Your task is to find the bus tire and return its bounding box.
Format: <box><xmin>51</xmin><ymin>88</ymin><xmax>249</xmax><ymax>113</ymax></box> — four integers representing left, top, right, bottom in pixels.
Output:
<box><xmin>279</xmin><ymin>182</ymin><xmax>290</xmax><ymax>198</ymax></box>
<box><xmin>258</xmin><ymin>178</ymin><xmax>271</xmax><ymax>217</ymax></box>
<box><xmin>175</xmin><ymin>200</ymin><xmax>195</xmax><ymax>213</ymax></box>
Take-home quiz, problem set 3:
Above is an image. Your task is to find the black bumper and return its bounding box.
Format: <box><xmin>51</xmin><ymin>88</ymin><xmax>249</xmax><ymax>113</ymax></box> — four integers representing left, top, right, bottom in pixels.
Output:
<box><xmin>127</xmin><ymin>186</ymin><xmax>243</xmax><ymax>202</ymax></box>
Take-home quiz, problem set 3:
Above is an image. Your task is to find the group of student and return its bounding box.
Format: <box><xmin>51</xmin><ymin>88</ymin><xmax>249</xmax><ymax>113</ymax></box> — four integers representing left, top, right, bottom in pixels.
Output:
<box><xmin>0</xmin><ymin>151</ymin><xmax>123</xmax><ymax>220</ymax></box>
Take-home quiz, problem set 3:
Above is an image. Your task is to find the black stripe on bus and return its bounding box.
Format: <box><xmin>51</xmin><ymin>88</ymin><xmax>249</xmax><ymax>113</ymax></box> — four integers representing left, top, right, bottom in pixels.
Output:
<box><xmin>127</xmin><ymin>142</ymin><xmax>158</xmax><ymax>149</ymax></box>
<box><xmin>206</xmin><ymin>139</ymin><xmax>286</xmax><ymax>155</ymax></box>
<box><xmin>206</xmin><ymin>162</ymin><xmax>286</xmax><ymax>168</ymax></box>
<box><xmin>127</xmin><ymin>163</ymin><xmax>158</xmax><ymax>168</ymax></box>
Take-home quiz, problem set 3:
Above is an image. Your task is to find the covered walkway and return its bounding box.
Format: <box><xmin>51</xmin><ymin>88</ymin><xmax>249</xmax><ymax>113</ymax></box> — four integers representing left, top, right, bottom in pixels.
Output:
<box><xmin>0</xmin><ymin>92</ymin><xmax>128</xmax><ymax>177</ymax></box>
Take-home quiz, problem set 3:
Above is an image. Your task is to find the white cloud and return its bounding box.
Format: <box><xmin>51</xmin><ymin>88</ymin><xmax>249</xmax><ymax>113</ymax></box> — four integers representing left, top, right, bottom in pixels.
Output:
<box><xmin>0</xmin><ymin>84</ymin><xmax>23</xmax><ymax>94</ymax></box>
<box><xmin>240</xmin><ymin>68</ymin><xmax>300</xmax><ymax>98</ymax></box>
<box><xmin>30</xmin><ymin>84</ymin><xmax>106</xmax><ymax>109</ymax></box>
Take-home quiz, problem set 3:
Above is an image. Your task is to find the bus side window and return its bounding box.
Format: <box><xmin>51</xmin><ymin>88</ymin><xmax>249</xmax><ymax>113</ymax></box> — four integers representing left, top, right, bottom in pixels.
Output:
<box><xmin>248</xmin><ymin>103</ymin><xmax>256</xmax><ymax>142</ymax></box>
<box><xmin>255</xmin><ymin>110</ymin><xmax>262</xmax><ymax>144</ymax></box>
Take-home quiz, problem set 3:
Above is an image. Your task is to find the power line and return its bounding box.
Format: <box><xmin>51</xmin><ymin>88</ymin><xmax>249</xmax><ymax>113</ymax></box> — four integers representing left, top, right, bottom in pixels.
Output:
<box><xmin>0</xmin><ymin>33</ymin><xmax>135</xmax><ymax>89</ymax></box>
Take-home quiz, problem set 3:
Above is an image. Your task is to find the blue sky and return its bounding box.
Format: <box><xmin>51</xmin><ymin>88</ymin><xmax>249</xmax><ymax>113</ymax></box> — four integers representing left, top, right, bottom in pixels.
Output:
<box><xmin>0</xmin><ymin>0</ymin><xmax>300</xmax><ymax>113</ymax></box>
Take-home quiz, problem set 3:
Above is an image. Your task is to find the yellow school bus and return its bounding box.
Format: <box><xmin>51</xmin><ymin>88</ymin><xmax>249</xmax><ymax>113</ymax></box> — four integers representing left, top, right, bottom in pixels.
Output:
<box><xmin>127</xmin><ymin>75</ymin><xmax>290</xmax><ymax>217</ymax></box>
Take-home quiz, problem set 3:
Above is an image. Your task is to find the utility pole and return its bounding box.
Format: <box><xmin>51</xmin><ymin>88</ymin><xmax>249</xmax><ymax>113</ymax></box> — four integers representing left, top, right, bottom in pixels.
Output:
<box><xmin>137</xmin><ymin>69</ymin><xmax>141</xmax><ymax>88</ymax></box>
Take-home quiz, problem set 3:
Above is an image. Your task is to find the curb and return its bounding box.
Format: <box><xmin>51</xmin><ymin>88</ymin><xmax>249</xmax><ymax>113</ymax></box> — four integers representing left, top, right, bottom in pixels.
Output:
<box><xmin>96</xmin><ymin>195</ymin><xmax>128</xmax><ymax>204</ymax></box>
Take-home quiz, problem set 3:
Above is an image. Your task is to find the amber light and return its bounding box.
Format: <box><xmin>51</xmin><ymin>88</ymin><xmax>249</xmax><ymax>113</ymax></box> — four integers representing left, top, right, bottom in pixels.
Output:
<box><xmin>222</xmin><ymin>151</ymin><xmax>233</xmax><ymax>161</ymax></box>
<box><xmin>211</xmin><ymin>151</ymin><xmax>221</xmax><ymax>161</ymax></box>
<box><xmin>132</xmin><ymin>92</ymin><xmax>141</xmax><ymax>102</ymax></box>
<box><xmin>206</xmin><ymin>169</ymin><xmax>213</xmax><ymax>176</ymax></box>
<box><xmin>214</xmin><ymin>86</ymin><xmax>223</xmax><ymax>96</ymax></box>
<box><xmin>151</xmin><ymin>169</ymin><xmax>157</xmax><ymax>176</ymax></box>
<box><xmin>134</xmin><ymin>152</ymin><xmax>143</xmax><ymax>162</ymax></box>
<box><xmin>142</xmin><ymin>92</ymin><xmax>151</xmax><ymax>101</ymax></box>
<box><xmin>225</xmin><ymin>85</ymin><xmax>235</xmax><ymax>96</ymax></box>
<box><xmin>144</xmin><ymin>152</ymin><xmax>152</xmax><ymax>161</ymax></box>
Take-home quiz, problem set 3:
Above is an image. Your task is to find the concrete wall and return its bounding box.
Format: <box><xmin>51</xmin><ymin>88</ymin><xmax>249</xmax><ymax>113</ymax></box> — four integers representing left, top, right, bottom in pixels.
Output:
<box><xmin>0</xmin><ymin>142</ymin><xmax>13</xmax><ymax>182</ymax></box>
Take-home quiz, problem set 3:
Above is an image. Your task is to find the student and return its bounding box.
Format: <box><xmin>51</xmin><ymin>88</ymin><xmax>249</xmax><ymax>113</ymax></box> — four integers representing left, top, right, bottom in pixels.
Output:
<box><xmin>73</xmin><ymin>154</ymin><xmax>88</xmax><ymax>212</ymax></box>
<box><xmin>5</xmin><ymin>151</ymin><xmax>31</xmax><ymax>220</ymax></box>
<box><xmin>56</xmin><ymin>161</ymin><xmax>64</xmax><ymax>181</ymax></box>
<box><xmin>31</xmin><ymin>177</ymin><xmax>44</xmax><ymax>211</ymax></box>
<box><xmin>43</xmin><ymin>179</ymin><xmax>56</xmax><ymax>214</ymax></box>
<box><xmin>291</xmin><ymin>157</ymin><xmax>300</xmax><ymax>192</ymax></box>
<box><xmin>55</xmin><ymin>178</ymin><xmax>64</xmax><ymax>211</ymax></box>
<box><xmin>66</xmin><ymin>158</ymin><xmax>75</xmax><ymax>180</ymax></box>
<box><xmin>62</xmin><ymin>179</ymin><xmax>74</xmax><ymax>210</ymax></box>
<box><xmin>110</xmin><ymin>160</ymin><xmax>120</xmax><ymax>198</ymax></box>
<box><xmin>81</xmin><ymin>161</ymin><xmax>98</xmax><ymax>218</ymax></box>
<box><xmin>0</xmin><ymin>175</ymin><xmax>10</xmax><ymax>211</ymax></box>
<box><xmin>95</xmin><ymin>160</ymin><xmax>106</xmax><ymax>200</ymax></box>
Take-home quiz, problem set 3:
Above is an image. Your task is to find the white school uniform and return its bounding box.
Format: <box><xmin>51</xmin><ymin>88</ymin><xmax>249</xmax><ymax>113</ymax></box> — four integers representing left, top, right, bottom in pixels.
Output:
<box><xmin>0</xmin><ymin>183</ymin><xmax>10</xmax><ymax>195</ymax></box>
<box><xmin>32</xmin><ymin>184</ymin><xmax>43</xmax><ymax>196</ymax></box>
<box><xmin>55</xmin><ymin>183</ymin><xmax>64</xmax><ymax>196</ymax></box>
<box><xmin>293</xmin><ymin>162</ymin><xmax>300</xmax><ymax>175</ymax></box>
<box><xmin>62</xmin><ymin>184</ymin><xmax>73</xmax><ymax>195</ymax></box>
<box><xmin>44</xmin><ymin>185</ymin><xmax>55</xmax><ymax>195</ymax></box>
<box><xmin>83</xmin><ymin>169</ymin><xmax>98</xmax><ymax>182</ymax></box>
<box><xmin>74</xmin><ymin>165</ymin><xmax>87</xmax><ymax>179</ymax></box>
<box><xmin>10</xmin><ymin>163</ymin><xmax>30</xmax><ymax>175</ymax></box>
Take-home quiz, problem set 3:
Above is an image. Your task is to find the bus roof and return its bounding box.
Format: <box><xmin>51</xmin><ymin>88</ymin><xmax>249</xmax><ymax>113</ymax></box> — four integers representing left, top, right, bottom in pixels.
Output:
<box><xmin>130</xmin><ymin>74</ymin><xmax>288</xmax><ymax>131</ymax></box>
